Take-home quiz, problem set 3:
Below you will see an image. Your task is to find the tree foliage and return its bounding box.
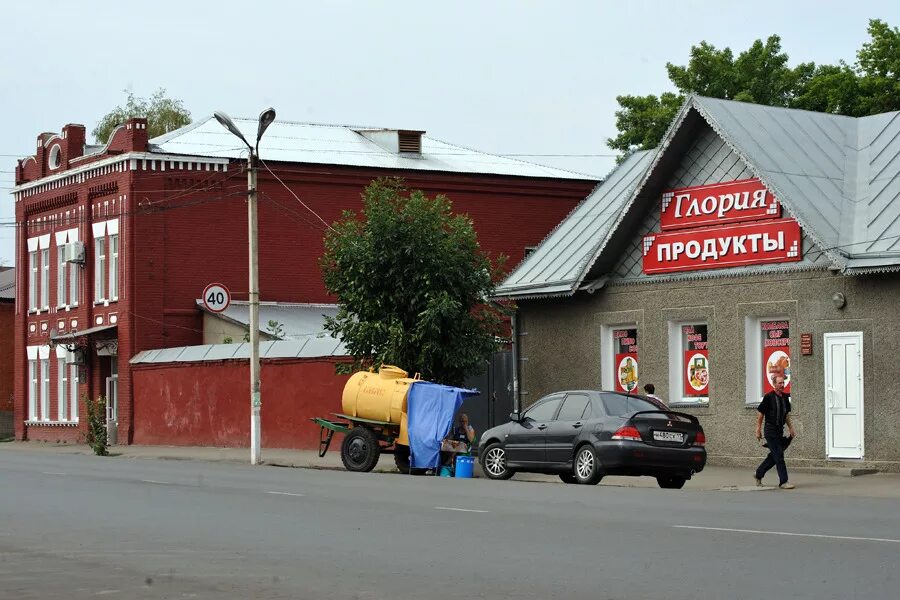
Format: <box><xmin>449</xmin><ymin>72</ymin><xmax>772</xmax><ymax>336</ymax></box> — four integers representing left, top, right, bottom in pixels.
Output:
<box><xmin>92</xmin><ymin>88</ymin><xmax>191</xmax><ymax>143</ymax></box>
<box><xmin>609</xmin><ymin>19</ymin><xmax>900</xmax><ymax>155</ymax></box>
<box><xmin>320</xmin><ymin>178</ymin><xmax>504</xmax><ymax>386</ymax></box>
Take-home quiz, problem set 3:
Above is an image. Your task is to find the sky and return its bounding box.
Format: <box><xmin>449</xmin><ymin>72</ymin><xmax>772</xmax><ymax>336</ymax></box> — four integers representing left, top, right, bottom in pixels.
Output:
<box><xmin>2</xmin><ymin>0</ymin><xmax>899</xmax><ymax>263</ymax></box>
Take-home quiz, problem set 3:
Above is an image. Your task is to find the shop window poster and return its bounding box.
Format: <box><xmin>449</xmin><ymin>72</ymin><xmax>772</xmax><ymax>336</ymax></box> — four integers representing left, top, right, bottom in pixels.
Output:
<box><xmin>683</xmin><ymin>324</ymin><xmax>709</xmax><ymax>397</ymax></box>
<box><xmin>762</xmin><ymin>320</ymin><xmax>791</xmax><ymax>393</ymax></box>
<box><xmin>614</xmin><ymin>328</ymin><xmax>638</xmax><ymax>393</ymax></box>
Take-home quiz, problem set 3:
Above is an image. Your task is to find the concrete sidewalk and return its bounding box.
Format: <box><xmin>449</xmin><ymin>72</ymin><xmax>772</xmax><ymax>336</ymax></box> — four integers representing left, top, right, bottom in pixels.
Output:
<box><xmin>4</xmin><ymin>440</ymin><xmax>900</xmax><ymax>498</ymax></box>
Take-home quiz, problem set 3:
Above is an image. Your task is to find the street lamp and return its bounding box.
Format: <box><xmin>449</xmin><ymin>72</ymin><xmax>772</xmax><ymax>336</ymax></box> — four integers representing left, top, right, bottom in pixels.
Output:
<box><xmin>214</xmin><ymin>107</ymin><xmax>276</xmax><ymax>465</ymax></box>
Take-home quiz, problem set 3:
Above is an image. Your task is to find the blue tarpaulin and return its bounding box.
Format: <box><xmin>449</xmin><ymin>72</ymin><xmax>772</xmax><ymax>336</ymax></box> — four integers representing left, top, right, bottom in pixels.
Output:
<box><xmin>407</xmin><ymin>382</ymin><xmax>478</xmax><ymax>469</ymax></box>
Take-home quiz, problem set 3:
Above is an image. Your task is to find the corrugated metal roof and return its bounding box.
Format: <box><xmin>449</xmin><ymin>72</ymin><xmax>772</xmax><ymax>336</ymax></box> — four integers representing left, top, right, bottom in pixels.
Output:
<box><xmin>130</xmin><ymin>338</ymin><xmax>346</xmax><ymax>365</ymax></box>
<box><xmin>496</xmin><ymin>96</ymin><xmax>900</xmax><ymax>298</ymax></box>
<box><xmin>495</xmin><ymin>151</ymin><xmax>654</xmax><ymax>298</ymax></box>
<box><xmin>150</xmin><ymin>116</ymin><xmax>593</xmax><ymax>180</ymax></box>
<box><xmin>0</xmin><ymin>268</ymin><xmax>14</xmax><ymax>300</ymax></box>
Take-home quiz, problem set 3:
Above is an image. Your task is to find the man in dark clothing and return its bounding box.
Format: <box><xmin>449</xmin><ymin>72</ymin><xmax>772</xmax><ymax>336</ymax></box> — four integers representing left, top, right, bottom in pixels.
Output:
<box><xmin>754</xmin><ymin>375</ymin><xmax>796</xmax><ymax>489</ymax></box>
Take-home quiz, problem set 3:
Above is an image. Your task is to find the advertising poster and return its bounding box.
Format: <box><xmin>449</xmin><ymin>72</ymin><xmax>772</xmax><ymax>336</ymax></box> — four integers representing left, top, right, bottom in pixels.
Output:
<box><xmin>682</xmin><ymin>324</ymin><xmax>709</xmax><ymax>398</ymax></box>
<box><xmin>684</xmin><ymin>350</ymin><xmax>710</xmax><ymax>397</ymax></box>
<box><xmin>762</xmin><ymin>321</ymin><xmax>791</xmax><ymax>393</ymax></box>
<box><xmin>613</xmin><ymin>328</ymin><xmax>639</xmax><ymax>393</ymax></box>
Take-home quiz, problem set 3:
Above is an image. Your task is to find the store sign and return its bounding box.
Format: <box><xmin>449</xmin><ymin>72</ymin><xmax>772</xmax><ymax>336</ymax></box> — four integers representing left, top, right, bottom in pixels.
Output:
<box><xmin>762</xmin><ymin>321</ymin><xmax>791</xmax><ymax>394</ymax></box>
<box><xmin>682</xmin><ymin>325</ymin><xmax>709</xmax><ymax>398</ymax></box>
<box><xmin>660</xmin><ymin>178</ymin><xmax>780</xmax><ymax>231</ymax></box>
<box><xmin>642</xmin><ymin>219</ymin><xmax>802</xmax><ymax>274</ymax></box>
<box><xmin>614</xmin><ymin>328</ymin><xmax>639</xmax><ymax>393</ymax></box>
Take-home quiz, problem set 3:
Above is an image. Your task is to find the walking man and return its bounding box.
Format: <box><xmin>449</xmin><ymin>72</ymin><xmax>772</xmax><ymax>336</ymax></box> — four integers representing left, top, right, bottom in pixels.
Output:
<box><xmin>754</xmin><ymin>374</ymin><xmax>796</xmax><ymax>489</ymax></box>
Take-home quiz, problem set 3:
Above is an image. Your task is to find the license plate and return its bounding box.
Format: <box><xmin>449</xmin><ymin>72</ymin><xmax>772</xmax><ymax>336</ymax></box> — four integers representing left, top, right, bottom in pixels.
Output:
<box><xmin>653</xmin><ymin>430</ymin><xmax>684</xmax><ymax>443</ymax></box>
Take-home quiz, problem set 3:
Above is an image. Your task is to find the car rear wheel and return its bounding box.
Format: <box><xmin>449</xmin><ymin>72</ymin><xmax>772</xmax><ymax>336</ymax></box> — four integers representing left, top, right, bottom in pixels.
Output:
<box><xmin>481</xmin><ymin>443</ymin><xmax>515</xmax><ymax>480</ymax></box>
<box><xmin>573</xmin><ymin>445</ymin><xmax>603</xmax><ymax>485</ymax></box>
<box><xmin>559</xmin><ymin>473</ymin><xmax>578</xmax><ymax>484</ymax></box>
<box><xmin>656</xmin><ymin>476</ymin><xmax>687</xmax><ymax>489</ymax></box>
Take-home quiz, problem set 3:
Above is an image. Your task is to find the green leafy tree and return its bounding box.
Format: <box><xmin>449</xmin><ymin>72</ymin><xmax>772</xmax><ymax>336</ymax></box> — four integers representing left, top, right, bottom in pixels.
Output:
<box><xmin>609</xmin><ymin>19</ymin><xmax>900</xmax><ymax>155</ymax></box>
<box><xmin>93</xmin><ymin>88</ymin><xmax>191</xmax><ymax>143</ymax></box>
<box><xmin>320</xmin><ymin>178</ymin><xmax>504</xmax><ymax>386</ymax></box>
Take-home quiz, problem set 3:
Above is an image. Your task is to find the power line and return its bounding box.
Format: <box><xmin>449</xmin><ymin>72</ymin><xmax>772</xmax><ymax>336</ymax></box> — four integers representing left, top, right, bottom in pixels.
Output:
<box><xmin>259</xmin><ymin>158</ymin><xmax>334</xmax><ymax>232</ymax></box>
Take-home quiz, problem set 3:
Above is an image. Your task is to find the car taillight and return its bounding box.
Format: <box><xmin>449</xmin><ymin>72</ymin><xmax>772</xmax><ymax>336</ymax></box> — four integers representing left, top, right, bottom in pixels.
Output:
<box><xmin>693</xmin><ymin>431</ymin><xmax>706</xmax><ymax>447</ymax></box>
<box><xmin>612</xmin><ymin>425</ymin><xmax>642</xmax><ymax>441</ymax></box>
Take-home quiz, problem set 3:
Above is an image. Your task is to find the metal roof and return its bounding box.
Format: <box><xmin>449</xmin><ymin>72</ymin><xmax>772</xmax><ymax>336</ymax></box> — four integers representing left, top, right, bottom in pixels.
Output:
<box><xmin>130</xmin><ymin>337</ymin><xmax>346</xmax><ymax>365</ymax></box>
<box><xmin>0</xmin><ymin>268</ymin><xmax>14</xmax><ymax>301</ymax></box>
<box><xmin>149</xmin><ymin>116</ymin><xmax>593</xmax><ymax>180</ymax></box>
<box><xmin>495</xmin><ymin>151</ymin><xmax>655</xmax><ymax>298</ymax></box>
<box><xmin>496</xmin><ymin>96</ymin><xmax>900</xmax><ymax>298</ymax></box>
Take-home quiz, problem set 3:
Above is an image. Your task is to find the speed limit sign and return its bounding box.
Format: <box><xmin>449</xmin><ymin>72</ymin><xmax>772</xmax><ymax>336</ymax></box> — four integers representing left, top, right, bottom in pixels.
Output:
<box><xmin>202</xmin><ymin>283</ymin><xmax>231</xmax><ymax>313</ymax></box>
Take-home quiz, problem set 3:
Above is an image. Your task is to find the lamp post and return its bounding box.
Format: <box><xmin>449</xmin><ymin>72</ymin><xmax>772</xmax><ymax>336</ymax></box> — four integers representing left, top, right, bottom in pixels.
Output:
<box><xmin>213</xmin><ymin>107</ymin><xmax>276</xmax><ymax>465</ymax></box>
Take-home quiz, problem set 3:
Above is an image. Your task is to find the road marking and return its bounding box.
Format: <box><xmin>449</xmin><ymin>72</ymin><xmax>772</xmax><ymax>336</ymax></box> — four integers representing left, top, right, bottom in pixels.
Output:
<box><xmin>674</xmin><ymin>525</ymin><xmax>900</xmax><ymax>544</ymax></box>
<box><xmin>434</xmin><ymin>506</ymin><xmax>489</xmax><ymax>513</ymax></box>
<box><xmin>95</xmin><ymin>591</ymin><xmax>121</xmax><ymax>596</ymax></box>
<box><xmin>266</xmin><ymin>491</ymin><xmax>305</xmax><ymax>497</ymax></box>
<box><xmin>41</xmin><ymin>472</ymin><xmax>67</xmax><ymax>475</ymax></box>
<box><xmin>140</xmin><ymin>479</ymin><xmax>170</xmax><ymax>485</ymax></box>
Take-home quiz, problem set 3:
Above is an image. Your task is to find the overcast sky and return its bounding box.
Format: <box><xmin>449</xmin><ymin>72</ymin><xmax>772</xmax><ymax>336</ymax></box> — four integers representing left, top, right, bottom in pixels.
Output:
<box><xmin>2</xmin><ymin>0</ymin><xmax>899</xmax><ymax>262</ymax></box>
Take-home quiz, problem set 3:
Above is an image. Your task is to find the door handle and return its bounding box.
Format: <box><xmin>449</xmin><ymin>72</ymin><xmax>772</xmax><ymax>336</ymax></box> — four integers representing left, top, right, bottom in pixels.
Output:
<box><xmin>572</xmin><ymin>422</ymin><xmax>583</xmax><ymax>428</ymax></box>
<box><xmin>826</xmin><ymin>388</ymin><xmax>835</xmax><ymax>408</ymax></box>
<box><xmin>537</xmin><ymin>424</ymin><xmax>547</xmax><ymax>431</ymax></box>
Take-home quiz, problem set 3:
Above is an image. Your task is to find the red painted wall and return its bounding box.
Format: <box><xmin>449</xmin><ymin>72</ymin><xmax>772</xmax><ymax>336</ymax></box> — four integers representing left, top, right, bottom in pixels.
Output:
<box><xmin>132</xmin><ymin>359</ymin><xmax>349</xmax><ymax>449</ymax></box>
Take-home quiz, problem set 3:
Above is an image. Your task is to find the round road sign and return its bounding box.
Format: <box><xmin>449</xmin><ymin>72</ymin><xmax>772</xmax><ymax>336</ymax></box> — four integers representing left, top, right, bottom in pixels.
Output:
<box><xmin>202</xmin><ymin>283</ymin><xmax>231</xmax><ymax>313</ymax></box>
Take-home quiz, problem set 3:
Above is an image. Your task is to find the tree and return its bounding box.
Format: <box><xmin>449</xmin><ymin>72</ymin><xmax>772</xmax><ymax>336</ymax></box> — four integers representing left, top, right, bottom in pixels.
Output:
<box><xmin>92</xmin><ymin>88</ymin><xmax>191</xmax><ymax>143</ymax></box>
<box><xmin>320</xmin><ymin>178</ymin><xmax>504</xmax><ymax>386</ymax></box>
<box><xmin>609</xmin><ymin>19</ymin><xmax>900</xmax><ymax>155</ymax></box>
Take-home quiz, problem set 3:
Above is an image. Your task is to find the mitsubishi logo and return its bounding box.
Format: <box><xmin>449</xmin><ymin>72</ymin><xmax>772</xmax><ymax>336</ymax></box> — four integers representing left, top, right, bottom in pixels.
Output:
<box><xmin>666</xmin><ymin>421</ymin><xmax>673</xmax><ymax>427</ymax></box>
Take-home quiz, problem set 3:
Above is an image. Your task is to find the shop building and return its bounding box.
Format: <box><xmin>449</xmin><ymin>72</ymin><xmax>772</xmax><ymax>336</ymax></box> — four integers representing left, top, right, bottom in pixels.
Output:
<box><xmin>11</xmin><ymin>116</ymin><xmax>596</xmax><ymax>446</ymax></box>
<box><xmin>497</xmin><ymin>96</ymin><xmax>900</xmax><ymax>471</ymax></box>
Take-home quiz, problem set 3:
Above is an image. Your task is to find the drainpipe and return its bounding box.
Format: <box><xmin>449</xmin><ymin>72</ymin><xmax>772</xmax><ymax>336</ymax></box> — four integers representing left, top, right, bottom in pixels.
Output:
<box><xmin>510</xmin><ymin>309</ymin><xmax>520</xmax><ymax>414</ymax></box>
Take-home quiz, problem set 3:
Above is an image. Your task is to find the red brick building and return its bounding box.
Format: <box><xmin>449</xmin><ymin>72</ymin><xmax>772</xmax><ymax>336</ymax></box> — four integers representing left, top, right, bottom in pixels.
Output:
<box><xmin>11</xmin><ymin>116</ymin><xmax>596</xmax><ymax>445</ymax></box>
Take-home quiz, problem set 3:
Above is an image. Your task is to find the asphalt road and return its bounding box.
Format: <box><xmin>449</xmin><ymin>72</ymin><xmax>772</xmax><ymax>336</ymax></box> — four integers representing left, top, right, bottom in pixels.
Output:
<box><xmin>2</xmin><ymin>450</ymin><xmax>899</xmax><ymax>600</ymax></box>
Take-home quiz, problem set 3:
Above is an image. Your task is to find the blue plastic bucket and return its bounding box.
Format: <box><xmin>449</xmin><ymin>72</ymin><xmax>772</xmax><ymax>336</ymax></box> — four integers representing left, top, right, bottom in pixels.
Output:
<box><xmin>455</xmin><ymin>455</ymin><xmax>474</xmax><ymax>478</ymax></box>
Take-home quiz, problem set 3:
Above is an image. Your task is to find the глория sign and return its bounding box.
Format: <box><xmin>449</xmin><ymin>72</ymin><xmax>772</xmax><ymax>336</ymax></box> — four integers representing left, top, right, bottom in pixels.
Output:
<box><xmin>643</xmin><ymin>178</ymin><xmax>802</xmax><ymax>274</ymax></box>
<box><xmin>661</xmin><ymin>178</ymin><xmax>780</xmax><ymax>230</ymax></box>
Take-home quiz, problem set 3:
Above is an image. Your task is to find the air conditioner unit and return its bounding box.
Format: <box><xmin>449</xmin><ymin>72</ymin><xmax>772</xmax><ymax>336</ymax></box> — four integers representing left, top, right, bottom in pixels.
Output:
<box><xmin>63</xmin><ymin>241</ymin><xmax>85</xmax><ymax>264</ymax></box>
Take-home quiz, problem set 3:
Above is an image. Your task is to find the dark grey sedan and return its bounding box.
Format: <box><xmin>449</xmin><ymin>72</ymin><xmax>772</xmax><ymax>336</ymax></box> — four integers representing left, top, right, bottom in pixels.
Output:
<box><xmin>478</xmin><ymin>391</ymin><xmax>706</xmax><ymax>488</ymax></box>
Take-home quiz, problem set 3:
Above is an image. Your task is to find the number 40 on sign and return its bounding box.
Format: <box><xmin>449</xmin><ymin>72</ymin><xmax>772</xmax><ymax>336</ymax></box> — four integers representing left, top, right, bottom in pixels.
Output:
<box><xmin>202</xmin><ymin>283</ymin><xmax>231</xmax><ymax>313</ymax></box>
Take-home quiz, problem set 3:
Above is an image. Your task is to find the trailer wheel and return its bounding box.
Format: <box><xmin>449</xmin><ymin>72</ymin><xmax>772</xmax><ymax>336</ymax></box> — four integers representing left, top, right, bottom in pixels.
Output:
<box><xmin>341</xmin><ymin>427</ymin><xmax>380</xmax><ymax>472</ymax></box>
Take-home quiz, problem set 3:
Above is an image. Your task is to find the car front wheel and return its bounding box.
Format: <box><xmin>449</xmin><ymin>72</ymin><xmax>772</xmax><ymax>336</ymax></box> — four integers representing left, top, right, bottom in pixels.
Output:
<box><xmin>481</xmin><ymin>443</ymin><xmax>515</xmax><ymax>480</ymax></box>
<box><xmin>573</xmin><ymin>445</ymin><xmax>603</xmax><ymax>485</ymax></box>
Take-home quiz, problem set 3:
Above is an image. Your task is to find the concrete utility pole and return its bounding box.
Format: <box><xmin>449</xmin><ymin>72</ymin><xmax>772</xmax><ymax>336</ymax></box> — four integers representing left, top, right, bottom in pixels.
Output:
<box><xmin>213</xmin><ymin>107</ymin><xmax>276</xmax><ymax>465</ymax></box>
<box><xmin>247</xmin><ymin>152</ymin><xmax>261</xmax><ymax>464</ymax></box>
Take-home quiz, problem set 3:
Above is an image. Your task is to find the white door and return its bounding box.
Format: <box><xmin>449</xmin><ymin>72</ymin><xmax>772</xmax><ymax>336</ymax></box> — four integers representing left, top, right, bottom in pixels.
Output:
<box><xmin>824</xmin><ymin>332</ymin><xmax>864</xmax><ymax>459</ymax></box>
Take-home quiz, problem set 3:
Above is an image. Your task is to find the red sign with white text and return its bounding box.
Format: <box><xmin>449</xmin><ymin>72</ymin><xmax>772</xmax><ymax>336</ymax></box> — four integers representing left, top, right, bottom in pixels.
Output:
<box><xmin>642</xmin><ymin>219</ymin><xmax>802</xmax><ymax>274</ymax></box>
<box><xmin>660</xmin><ymin>178</ymin><xmax>780</xmax><ymax>231</ymax></box>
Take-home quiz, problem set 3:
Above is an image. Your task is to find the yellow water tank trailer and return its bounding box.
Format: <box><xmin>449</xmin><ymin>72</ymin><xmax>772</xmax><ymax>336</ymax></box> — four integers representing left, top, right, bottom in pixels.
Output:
<box><xmin>341</xmin><ymin>365</ymin><xmax>418</xmax><ymax>445</ymax></box>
